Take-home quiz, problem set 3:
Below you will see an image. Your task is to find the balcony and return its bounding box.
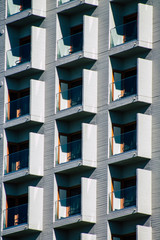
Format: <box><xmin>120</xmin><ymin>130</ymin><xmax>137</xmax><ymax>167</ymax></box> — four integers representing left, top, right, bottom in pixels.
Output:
<box><xmin>55</xmin><ymin>123</ymin><xmax>97</xmax><ymax>174</ymax></box>
<box><xmin>109</xmin><ymin>186</ymin><xmax>136</xmax><ymax>212</ymax></box>
<box><xmin>7</xmin><ymin>0</ymin><xmax>46</xmax><ymax>25</ymax></box>
<box><xmin>107</xmin><ymin>169</ymin><xmax>151</xmax><ymax>221</ymax></box>
<box><xmin>109</xmin><ymin>4</ymin><xmax>153</xmax><ymax>57</ymax></box>
<box><xmin>4</xmin><ymin>80</ymin><xmax>45</xmax><ymax>129</ymax></box>
<box><xmin>53</xmin><ymin>178</ymin><xmax>96</xmax><ymax>228</ymax></box>
<box><xmin>110</xmin><ymin>75</ymin><xmax>136</xmax><ymax>102</ymax></box>
<box><xmin>4</xmin><ymin>149</ymin><xmax>29</xmax><ymax>175</ymax></box>
<box><xmin>2</xmin><ymin>187</ymin><xmax>43</xmax><ymax>237</ymax></box>
<box><xmin>57</xmin><ymin>32</ymin><xmax>83</xmax><ymax>58</ymax></box>
<box><xmin>110</xmin><ymin>130</ymin><xmax>136</xmax><ymax>156</ymax></box>
<box><xmin>6</xmin><ymin>95</ymin><xmax>29</xmax><ymax>121</ymax></box>
<box><xmin>5</xmin><ymin>26</ymin><xmax>46</xmax><ymax>78</ymax></box>
<box><xmin>109</xmin><ymin>58</ymin><xmax>152</xmax><ymax>111</ymax></box>
<box><xmin>55</xmin><ymin>194</ymin><xmax>81</xmax><ymax>220</ymax></box>
<box><xmin>109</xmin><ymin>224</ymin><xmax>152</xmax><ymax>240</ymax></box>
<box><xmin>56</xmin><ymin>69</ymin><xmax>97</xmax><ymax>120</ymax></box>
<box><xmin>3</xmin><ymin>132</ymin><xmax>44</xmax><ymax>182</ymax></box>
<box><xmin>110</xmin><ymin>20</ymin><xmax>137</xmax><ymax>48</ymax></box>
<box><xmin>3</xmin><ymin>203</ymin><xmax>28</xmax><ymax>229</ymax></box>
<box><xmin>57</xmin><ymin>0</ymin><xmax>98</xmax><ymax>15</ymax></box>
<box><xmin>57</xmin><ymin>85</ymin><xmax>82</xmax><ymax>111</ymax></box>
<box><xmin>56</xmin><ymin>16</ymin><xmax>98</xmax><ymax>67</ymax></box>
<box><xmin>108</xmin><ymin>113</ymin><xmax>152</xmax><ymax>165</ymax></box>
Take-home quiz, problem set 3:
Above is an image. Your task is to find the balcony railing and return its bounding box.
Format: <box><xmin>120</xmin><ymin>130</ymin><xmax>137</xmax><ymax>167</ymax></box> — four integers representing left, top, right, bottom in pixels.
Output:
<box><xmin>55</xmin><ymin>194</ymin><xmax>81</xmax><ymax>220</ymax></box>
<box><xmin>3</xmin><ymin>203</ymin><xmax>28</xmax><ymax>229</ymax></box>
<box><xmin>56</xmin><ymin>139</ymin><xmax>81</xmax><ymax>165</ymax></box>
<box><xmin>109</xmin><ymin>186</ymin><xmax>136</xmax><ymax>212</ymax></box>
<box><xmin>110</xmin><ymin>130</ymin><xmax>136</xmax><ymax>156</ymax></box>
<box><xmin>7</xmin><ymin>0</ymin><xmax>31</xmax><ymax>17</ymax></box>
<box><xmin>6</xmin><ymin>95</ymin><xmax>30</xmax><ymax>121</ymax></box>
<box><xmin>110</xmin><ymin>75</ymin><xmax>137</xmax><ymax>102</ymax></box>
<box><xmin>7</xmin><ymin>43</ymin><xmax>31</xmax><ymax>69</ymax></box>
<box><xmin>57</xmin><ymin>32</ymin><xmax>83</xmax><ymax>58</ymax></box>
<box><xmin>110</xmin><ymin>20</ymin><xmax>137</xmax><ymax>48</ymax></box>
<box><xmin>58</xmin><ymin>0</ymin><xmax>74</xmax><ymax>6</ymax></box>
<box><xmin>56</xmin><ymin>85</ymin><xmax>82</xmax><ymax>111</ymax></box>
<box><xmin>4</xmin><ymin>149</ymin><xmax>29</xmax><ymax>175</ymax></box>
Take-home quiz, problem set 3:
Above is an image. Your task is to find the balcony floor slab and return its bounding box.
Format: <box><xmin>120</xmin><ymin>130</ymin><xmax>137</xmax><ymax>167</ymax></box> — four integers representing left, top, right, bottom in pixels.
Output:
<box><xmin>109</xmin><ymin>40</ymin><xmax>151</xmax><ymax>58</ymax></box>
<box><xmin>57</xmin><ymin>0</ymin><xmax>98</xmax><ymax>15</ymax></box>
<box><xmin>2</xmin><ymin>224</ymin><xmax>41</xmax><ymax>237</ymax></box>
<box><xmin>108</xmin><ymin>150</ymin><xmax>150</xmax><ymax>166</ymax></box>
<box><xmin>6</xmin><ymin>9</ymin><xmax>45</xmax><ymax>27</ymax></box>
<box><xmin>107</xmin><ymin>206</ymin><xmax>148</xmax><ymax>222</ymax></box>
<box><xmin>109</xmin><ymin>95</ymin><xmax>151</xmax><ymax>112</ymax></box>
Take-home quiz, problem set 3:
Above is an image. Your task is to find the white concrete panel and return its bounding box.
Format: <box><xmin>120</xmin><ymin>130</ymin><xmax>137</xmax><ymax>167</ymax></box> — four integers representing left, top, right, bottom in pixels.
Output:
<box><xmin>82</xmin><ymin>178</ymin><xmax>96</xmax><ymax>223</ymax></box>
<box><xmin>137</xmin><ymin>113</ymin><xmax>152</xmax><ymax>159</ymax></box>
<box><xmin>7</xmin><ymin>0</ymin><xmax>19</xmax><ymax>16</ymax></box>
<box><xmin>137</xmin><ymin>169</ymin><xmax>152</xmax><ymax>215</ymax></box>
<box><xmin>138</xmin><ymin>4</ymin><xmax>153</xmax><ymax>48</ymax></box>
<box><xmin>28</xmin><ymin>186</ymin><xmax>43</xmax><ymax>231</ymax></box>
<box><xmin>83</xmin><ymin>69</ymin><xmax>97</xmax><ymax>113</ymax></box>
<box><xmin>59</xmin><ymin>189</ymin><xmax>67</xmax><ymax>219</ymax></box>
<box><xmin>60</xmin><ymin>83</ymin><xmax>68</xmax><ymax>111</ymax></box>
<box><xmin>85</xmin><ymin>0</ymin><xmax>98</xmax><ymax>5</ymax></box>
<box><xmin>81</xmin><ymin>233</ymin><xmax>96</xmax><ymax>240</ymax></box>
<box><xmin>137</xmin><ymin>225</ymin><xmax>152</xmax><ymax>240</ymax></box>
<box><xmin>31</xmin><ymin>27</ymin><xmax>46</xmax><ymax>70</ymax></box>
<box><xmin>113</xmin><ymin>72</ymin><xmax>122</xmax><ymax>101</ymax></box>
<box><xmin>82</xmin><ymin>123</ymin><xmax>97</xmax><ymax>167</ymax></box>
<box><xmin>30</xmin><ymin>79</ymin><xmax>45</xmax><ymax>122</ymax></box>
<box><xmin>137</xmin><ymin>58</ymin><xmax>152</xmax><ymax>103</ymax></box>
<box><xmin>113</xmin><ymin>126</ymin><xmax>121</xmax><ymax>155</ymax></box>
<box><xmin>113</xmin><ymin>181</ymin><xmax>121</xmax><ymax>211</ymax></box>
<box><xmin>29</xmin><ymin>132</ymin><xmax>44</xmax><ymax>176</ymax></box>
<box><xmin>59</xmin><ymin>135</ymin><xmax>68</xmax><ymax>164</ymax></box>
<box><xmin>83</xmin><ymin>16</ymin><xmax>98</xmax><ymax>59</ymax></box>
<box><xmin>32</xmin><ymin>0</ymin><xmax>46</xmax><ymax>17</ymax></box>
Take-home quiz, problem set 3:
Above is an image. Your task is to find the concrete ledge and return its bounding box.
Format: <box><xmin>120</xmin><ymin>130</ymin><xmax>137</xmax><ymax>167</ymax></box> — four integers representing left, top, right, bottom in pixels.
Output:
<box><xmin>4</xmin><ymin>115</ymin><xmax>43</xmax><ymax>130</ymax></box>
<box><xmin>109</xmin><ymin>40</ymin><xmax>151</xmax><ymax>58</ymax></box>
<box><xmin>109</xmin><ymin>95</ymin><xmax>151</xmax><ymax>112</ymax></box>
<box><xmin>6</xmin><ymin>9</ymin><xmax>45</xmax><ymax>27</ymax></box>
<box><xmin>56</xmin><ymin>51</ymin><xmax>96</xmax><ymax>68</ymax></box>
<box><xmin>2</xmin><ymin>224</ymin><xmax>29</xmax><ymax>236</ymax></box>
<box><xmin>57</xmin><ymin>0</ymin><xmax>98</xmax><ymax>15</ymax></box>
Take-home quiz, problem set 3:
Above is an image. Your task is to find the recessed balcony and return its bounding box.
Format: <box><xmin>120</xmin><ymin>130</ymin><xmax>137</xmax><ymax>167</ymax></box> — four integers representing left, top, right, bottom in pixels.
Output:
<box><xmin>109</xmin><ymin>225</ymin><xmax>152</xmax><ymax>240</ymax></box>
<box><xmin>53</xmin><ymin>178</ymin><xmax>96</xmax><ymax>229</ymax></box>
<box><xmin>4</xmin><ymin>80</ymin><xmax>45</xmax><ymax>129</ymax></box>
<box><xmin>109</xmin><ymin>4</ymin><xmax>153</xmax><ymax>57</ymax></box>
<box><xmin>109</xmin><ymin>113</ymin><xmax>152</xmax><ymax>164</ymax></box>
<box><xmin>56</xmin><ymin>16</ymin><xmax>98</xmax><ymax>67</ymax></box>
<box><xmin>6</xmin><ymin>0</ymin><xmax>46</xmax><ymax>25</ymax></box>
<box><xmin>2</xmin><ymin>186</ymin><xmax>43</xmax><ymax>237</ymax></box>
<box><xmin>3</xmin><ymin>132</ymin><xmax>44</xmax><ymax>182</ymax></box>
<box><xmin>108</xmin><ymin>169</ymin><xmax>152</xmax><ymax>221</ymax></box>
<box><xmin>5</xmin><ymin>26</ymin><xmax>46</xmax><ymax>78</ymax></box>
<box><xmin>56</xmin><ymin>69</ymin><xmax>97</xmax><ymax>119</ymax></box>
<box><xmin>55</xmin><ymin>123</ymin><xmax>97</xmax><ymax>174</ymax></box>
<box><xmin>109</xmin><ymin>58</ymin><xmax>152</xmax><ymax>111</ymax></box>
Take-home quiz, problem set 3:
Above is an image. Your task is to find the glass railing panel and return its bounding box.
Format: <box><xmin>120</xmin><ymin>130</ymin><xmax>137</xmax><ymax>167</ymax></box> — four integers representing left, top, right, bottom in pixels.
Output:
<box><xmin>110</xmin><ymin>130</ymin><xmax>136</xmax><ymax>156</ymax></box>
<box><xmin>55</xmin><ymin>194</ymin><xmax>81</xmax><ymax>220</ymax></box>
<box><xmin>7</xmin><ymin>43</ymin><xmax>31</xmax><ymax>69</ymax></box>
<box><xmin>7</xmin><ymin>0</ymin><xmax>31</xmax><ymax>17</ymax></box>
<box><xmin>109</xmin><ymin>186</ymin><xmax>136</xmax><ymax>212</ymax></box>
<box><xmin>4</xmin><ymin>149</ymin><xmax>29</xmax><ymax>175</ymax></box>
<box><xmin>57</xmin><ymin>32</ymin><xmax>83</xmax><ymax>58</ymax></box>
<box><xmin>56</xmin><ymin>139</ymin><xmax>81</xmax><ymax>165</ymax></box>
<box><xmin>110</xmin><ymin>20</ymin><xmax>137</xmax><ymax>48</ymax></box>
<box><xmin>56</xmin><ymin>85</ymin><xmax>82</xmax><ymax>111</ymax></box>
<box><xmin>58</xmin><ymin>0</ymin><xmax>74</xmax><ymax>6</ymax></box>
<box><xmin>6</xmin><ymin>95</ymin><xmax>30</xmax><ymax>121</ymax></box>
<box><xmin>3</xmin><ymin>203</ymin><xmax>28</xmax><ymax>229</ymax></box>
<box><xmin>110</xmin><ymin>75</ymin><xmax>137</xmax><ymax>102</ymax></box>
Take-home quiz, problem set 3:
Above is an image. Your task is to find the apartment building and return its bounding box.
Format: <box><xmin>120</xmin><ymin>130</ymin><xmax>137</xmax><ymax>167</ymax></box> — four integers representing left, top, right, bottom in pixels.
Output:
<box><xmin>0</xmin><ymin>0</ymin><xmax>157</xmax><ymax>239</ymax></box>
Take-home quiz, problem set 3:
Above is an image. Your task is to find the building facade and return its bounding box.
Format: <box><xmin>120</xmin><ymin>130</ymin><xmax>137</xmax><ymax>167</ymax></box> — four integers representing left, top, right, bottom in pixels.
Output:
<box><xmin>0</xmin><ymin>0</ymin><xmax>157</xmax><ymax>239</ymax></box>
